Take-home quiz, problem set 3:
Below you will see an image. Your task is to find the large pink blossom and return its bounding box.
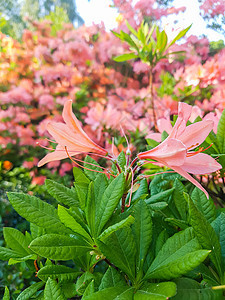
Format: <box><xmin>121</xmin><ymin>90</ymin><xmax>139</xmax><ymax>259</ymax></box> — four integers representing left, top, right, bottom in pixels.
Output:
<box><xmin>138</xmin><ymin>102</ymin><xmax>221</xmax><ymax>197</ymax></box>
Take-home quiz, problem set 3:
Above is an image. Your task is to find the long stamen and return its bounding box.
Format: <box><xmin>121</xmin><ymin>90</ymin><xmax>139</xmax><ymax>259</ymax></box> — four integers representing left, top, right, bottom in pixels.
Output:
<box><xmin>65</xmin><ymin>146</ymin><xmax>116</xmax><ymax>177</ymax></box>
<box><xmin>187</xmin><ymin>143</ymin><xmax>213</xmax><ymax>157</ymax></box>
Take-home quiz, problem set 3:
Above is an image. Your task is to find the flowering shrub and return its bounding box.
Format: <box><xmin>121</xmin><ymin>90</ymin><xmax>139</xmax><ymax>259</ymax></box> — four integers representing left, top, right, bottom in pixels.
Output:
<box><xmin>1</xmin><ymin>1</ymin><xmax>224</xmax><ymax>186</ymax></box>
<box><xmin>1</xmin><ymin>0</ymin><xmax>225</xmax><ymax>298</ymax></box>
<box><xmin>1</xmin><ymin>100</ymin><xmax>225</xmax><ymax>299</ymax></box>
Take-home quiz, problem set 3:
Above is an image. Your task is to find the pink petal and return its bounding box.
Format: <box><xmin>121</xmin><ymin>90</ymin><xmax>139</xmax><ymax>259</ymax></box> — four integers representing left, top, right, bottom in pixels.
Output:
<box><xmin>171</xmin><ymin>165</ymin><xmax>209</xmax><ymax>198</ymax></box>
<box><xmin>47</xmin><ymin>122</ymin><xmax>90</xmax><ymax>150</ymax></box>
<box><xmin>38</xmin><ymin>145</ymin><xmax>69</xmax><ymax>167</ymax></box>
<box><xmin>146</xmin><ymin>132</ymin><xmax>162</xmax><ymax>142</ymax></box>
<box><xmin>181</xmin><ymin>153</ymin><xmax>222</xmax><ymax>174</ymax></box>
<box><xmin>62</xmin><ymin>100</ymin><xmax>86</xmax><ymax>134</ymax></box>
<box><xmin>157</xmin><ymin>118</ymin><xmax>173</xmax><ymax>134</ymax></box>
<box><xmin>138</xmin><ymin>138</ymin><xmax>186</xmax><ymax>166</ymax></box>
<box><xmin>169</xmin><ymin>102</ymin><xmax>192</xmax><ymax>139</ymax></box>
<box><xmin>178</xmin><ymin>120</ymin><xmax>213</xmax><ymax>150</ymax></box>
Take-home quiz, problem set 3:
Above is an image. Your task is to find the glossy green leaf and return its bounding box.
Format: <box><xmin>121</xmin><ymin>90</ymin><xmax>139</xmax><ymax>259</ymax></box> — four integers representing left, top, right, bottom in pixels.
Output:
<box><xmin>172</xmin><ymin>278</ymin><xmax>222</xmax><ymax>300</ymax></box>
<box><xmin>0</xmin><ymin>246</ymin><xmax>22</xmax><ymax>260</ymax></box>
<box><xmin>45</xmin><ymin>179</ymin><xmax>79</xmax><ymax>207</ymax></box>
<box><xmin>98</xmin><ymin>227</ymin><xmax>136</xmax><ymax>280</ymax></box>
<box><xmin>96</xmin><ymin>173</ymin><xmax>125</xmax><ymax>236</ymax></box>
<box><xmin>157</xmin><ymin>30</ymin><xmax>168</xmax><ymax>53</ymax></box>
<box><xmin>83</xmin><ymin>286</ymin><xmax>133</xmax><ymax>300</ymax></box>
<box><xmin>188</xmin><ymin>197</ymin><xmax>222</xmax><ymax>277</ymax></box>
<box><xmin>99</xmin><ymin>266</ymin><xmax>126</xmax><ymax>290</ymax></box>
<box><xmin>3</xmin><ymin>286</ymin><xmax>10</xmax><ymax>300</ymax></box>
<box><xmin>134</xmin><ymin>282</ymin><xmax>176</xmax><ymax>299</ymax></box>
<box><xmin>125</xmin><ymin>20</ymin><xmax>138</xmax><ymax>37</ymax></box>
<box><xmin>145</xmin><ymin>227</ymin><xmax>204</xmax><ymax>279</ymax></box>
<box><xmin>37</xmin><ymin>265</ymin><xmax>81</xmax><ymax>282</ymax></box>
<box><xmin>145</xmin><ymin>250</ymin><xmax>209</xmax><ymax>280</ymax></box>
<box><xmin>98</xmin><ymin>215</ymin><xmax>134</xmax><ymax>240</ymax></box>
<box><xmin>8</xmin><ymin>254</ymin><xmax>37</xmax><ymax>265</ymax></box>
<box><xmin>132</xmin><ymin>199</ymin><xmax>152</xmax><ymax>270</ymax></box>
<box><xmin>167</xmin><ymin>24</ymin><xmax>192</xmax><ymax>48</ymax></box>
<box><xmin>191</xmin><ymin>188</ymin><xmax>216</xmax><ymax>223</ymax></box>
<box><xmin>83</xmin><ymin>280</ymin><xmax>95</xmax><ymax>298</ymax></box>
<box><xmin>7</xmin><ymin>192</ymin><xmax>68</xmax><ymax>234</ymax></box>
<box><xmin>173</xmin><ymin>179</ymin><xmax>187</xmax><ymax>220</ymax></box>
<box><xmin>16</xmin><ymin>281</ymin><xmax>44</xmax><ymax>300</ymax></box>
<box><xmin>75</xmin><ymin>271</ymin><xmax>95</xmax><ymax>296</ymax></box>
<box><xmin>3</xmin><ymin>227</ymin><xmax>31</xmax><ymax>256</ymax></box>
<box><xmin>58</xmin><ymin>205</ymin><xmax>92</xmax><ymax>243</ymax></box>
<box><xmin>84</xmin><ymin>156</ymin><xmax>103</xmax><ymax>181</ymax></box>
<box><xmin>29</xmin><ymin>234</ymin><xmax>92</xmax><ymax>260</ymax></box>
<box><xmin>113</xmin><ymin>53</ymin><xmax>138</xmax><ymax>62</ymax></box>
<box><xmin>85</xmin><ymin>182</ymin><xmax>96</xmax><ymax>236</ymax></box>
<box><xmin>211</xmin><ymin>212</ymin><xmax>225</xmax><ymax>259</ymax></box>
<box><xmin>44</xmin><ymin>278</ymin><xmax>66</xmax><ymax>300</ymax></box>
<box><xmin>145</xmin><ymin>188</ymin><xmax>174</xmax><ymax>204</ymax></box>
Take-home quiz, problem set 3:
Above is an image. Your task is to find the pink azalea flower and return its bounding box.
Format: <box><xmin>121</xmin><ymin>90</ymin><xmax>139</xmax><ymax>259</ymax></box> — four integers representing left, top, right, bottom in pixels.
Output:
<box><xmin>138</xmin><ymin>102</ymin><xmax>222</xmax><ymax>197</ymax></box>
<box><xmin>38</xmin><ymin>100</ymin><xmax>108</xmax><ymax>167</ymax></box>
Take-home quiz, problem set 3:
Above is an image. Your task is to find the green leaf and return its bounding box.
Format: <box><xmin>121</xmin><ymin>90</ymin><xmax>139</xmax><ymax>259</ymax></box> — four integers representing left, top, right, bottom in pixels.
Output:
<box><xmin>217</xmin><ymin>108</ymin><xmax>225</xmax><ymax>153</ymax></box>
<box><xmin>58</xmin><ymin>205</ymin><xmax>92</xmax><ymax>243</ymax></box>
<box><xmin>83</xmin><ymin>286</ymin><xmax>133</xmax><ymax>300</ymax></box>
<box><xmin>157</xmin><ymin>30</ymin><xmax>168</xmax><ymax>53</ymax></box>
<box><xmin>173</xmin><ymin>179</ymin><xmax>187</xmax><ymax>220</ymax></box>
<box><xmin>16</xmin><ymin>281</ymin><xmax>44</xmax><ymax>300</ymax></box>
<box><xmin>84</xmin><ymin>156</ymin><xmax>102</xmax><ymax>181</ymax></box>
<box><xmin>172</xmin><ymin>277</ymin><xmax>223</xmax><ymax>300</ymax></box>
<box><xmin>145</xmin><ymin>250</ymin><xmax>209</xmax><ymax>280</ymax></box>
<box><xmin>73</xmin><ymin>167</ymin><xmax>90</xmax><ymax>184</ymax></box>
<box><xmin>85</xmin><ymin>182</ymin><xmax>96</xmax><ymax>236</ymax></box>
<box><xmin>113</xmin><ymin>53</ymin><xmax>138</xmax><ymax>62</ymax></box>
<box><xmin>3</xmin><ymin>227</ymin><xmax>31</xmax><ymax>256</ymax></box>
<box><xmin>98</xmin><ymin>215</ymin><xmax>135</xmax><ymax>240</ymax></box>
<box><xmin>132</xmin><ymin>199</ymin><xmax>152</xmax><ymax>270</ymax></box>
<box><xmin>0</xmin><ymin>246</ymin><xmax>22</xmax><ymax>260</ymax></box>
<box><xmin>83</xmin><ymin>280</ymin><xmax>95</xmax><ymax>298</ymax></box>
<box><xmin>134</xmin><ymin>282</ymin><xmax>176</xmax><ymax>299</ymax></box>
<box><xmin>155</xmin><ymin>229</ymin><xmax>168</xmax><ymax>254</ymax></box>
<box><xmin>75</xmin><ymin>271</ymin><xmax>95</xmax><ymax>295</ymax></box>
<box><xmin>145</xmin><ymin>227</ymin><xmax>205</xmax><ymax>280</ymax></box>
<box><xmin>96</xmin><ymin>173</ymin><xmax>125</xmax><ymax>236</ymax></box>
<box><xmin>167</xmin><ymin>24</ymin><xmax>192</xmax><ymax>48</ymax></box>
<box><xmin>3</xmin><ymin>286</ymin><xmax>10</xmax><ymax>300</ymax></box>
<box><xmin>8</xmin><ymin>254</ymin><xmax>37</xmax><ymax>265</ymax></box>
<box><xmin>99</xmin><ymin>266</ymin><xmax>126</xmax><ymax>290</ymax></box>
<box><xmin>98</xmin><ymin>227</ymin><xmax>136</xmax><ymax>280</ymax></box>
<box><xmin>145</xmin><ymin>188</ymin><xmax>174</xmax><ymax>204</ymax></box>
<box><xmin>37</xmin><ymin>265</ymin><xmax>81</xmax><ymax>282</ymax></box>
<box><xmin>7</xmin><ymin>192</ymin><xmax>68</xmax><ymax>234</ymax></box>
<box><xmin>191</xmin><ymin>188</ymin><xmax>216</xmax><ymax>223</ymax></box>
<box><xmin>211</xmin><ymin>212</ymin><xmax>225</xmax><ymax>260</ymax></box>
<box><xmin>165</xmin><ymin>218</ymin><xmax>189</xmax><ymax>230</ymax></box>
<box><xmin>29</xmin><ymin>234</ymin><xmax>92</xmax><ymax>260</ymax></box>
<box><xmin>45</xmin><ymin>179</ymin><xmax>79</xmax><ymax>207</ymax></box>
<box><xmin>44</xmin><ymin>278</ymin><xmax>66</xmax><ymax>300</ymax></box>
<box><xmin>131</xmin><ymin>179</ymin><xmax>149</xmax><ymax>204</ymax></box>
<box><xmin>188</xmin><ymin>197</ymin><xmax>222</xmax><ymax>277</ymax></box>
<box><xmin>125</xmin><ymin>20</ymin><xmax>138</xmax><ymax>37</ymax></box>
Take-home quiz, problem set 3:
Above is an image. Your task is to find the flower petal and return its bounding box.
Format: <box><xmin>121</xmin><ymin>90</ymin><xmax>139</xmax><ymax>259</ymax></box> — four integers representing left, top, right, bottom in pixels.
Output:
<box><xmin>171</xmin><ymin>165</ymin><xmax>209</xmax><ymax>198</ymax></box>
<box><xmin>178</xmin><ymin>120</ymin><xmax>214</xmax><ymax>150</ymax></box>
<box><xmin>138</xmin><ymin>138</ymin><xmax>186</xmax><ymax>166</ymax></box>
<box><xmin>169</xmin><ymin>102</ymin><xmax>192</xmax><ymax>139</ymax></box>
<box><xmin>182</xmin><ymin>153</ymin><xmax>222</xmax><ymax>174</ymax></box>
<box><xmin>38</xmin><ymin>145</ymin><xmax>69</xmax><ymax>167</ymax></box>
<box><xmin>62</xmin><ymin>100</ymin><xmax>84</xmax><ymax>133</ymax></box>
